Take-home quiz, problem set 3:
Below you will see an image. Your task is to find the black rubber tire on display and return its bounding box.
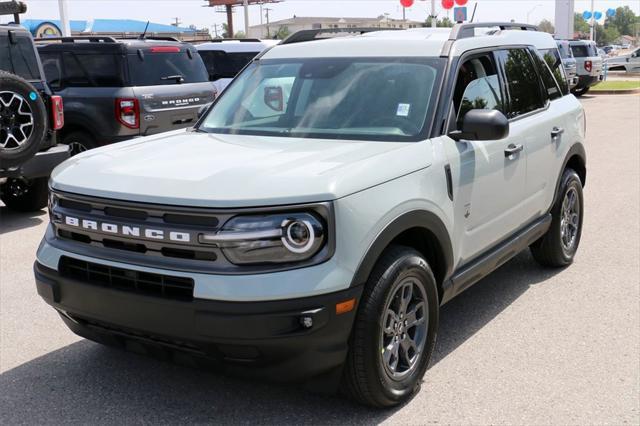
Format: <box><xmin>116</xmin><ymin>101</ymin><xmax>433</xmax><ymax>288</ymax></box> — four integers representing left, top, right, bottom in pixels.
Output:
<box><xmin>0</xmin><ymin>71</ymin><xmax>48</xmax><ymax>169</ymax></box>
<box><xmin>530</xmin><ymin>169</ymin><xmax>584</xmax><ymax>267</ymax></box>
<box><xmin>342</xmin><ymin>246</ymin><xmax>439</xmax><ymax>407</ymax></box>
<box><xmin>0</xmin><ymin>177</ymin><xmax>49</xmax><ymax>212</ymax></box>
<box><xmin>62</xmin><ymin>131</ymin><xmax>97</xmax><ymax>157</ymax></box>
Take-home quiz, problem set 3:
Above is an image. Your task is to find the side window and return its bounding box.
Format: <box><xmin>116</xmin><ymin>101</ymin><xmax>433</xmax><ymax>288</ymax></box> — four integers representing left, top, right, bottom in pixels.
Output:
<box><xmin>39</xmin><ymin>52</ymin><xmax>63</xmax><ymax>89</ymax></box>
<box><xmin>452</xmin><ymin>53</ymin><xmax>505</xmax><ymax>128</ymax></box>
<box><xmin>535</xmin><ymin>49</ymin><xmax>565</xmax><ymax>99</ymax></box>
<box><xmin>73</xmin><ymin>54</ymin><xmax>123</xmax><ymax>87</ymax></box>
<box><xmin>498</xmin><ymin>49</ymin><xmax>544</xmax><ymax>118</ymax></box>
<box><xmin>539</xmin><ymin>48</ymin><xmax>569</xmax><ymax>96</ymax></box>
<box><xmin>61</xmin><ymin>52</ymin><xmax>90</xmax><ymax>87</ymax></box>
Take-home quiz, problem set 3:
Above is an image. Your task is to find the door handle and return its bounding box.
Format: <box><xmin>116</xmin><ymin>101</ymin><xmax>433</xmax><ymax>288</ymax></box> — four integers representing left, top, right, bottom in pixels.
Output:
<box><xmin>504</xmin><ymin>143</ymin><xmax>523</xmax><ymax>158</ymax></box>
<box><xmin>551</xmin><ymin>127</ymin><xmax>565</xmax><ymax>140</ymax></box>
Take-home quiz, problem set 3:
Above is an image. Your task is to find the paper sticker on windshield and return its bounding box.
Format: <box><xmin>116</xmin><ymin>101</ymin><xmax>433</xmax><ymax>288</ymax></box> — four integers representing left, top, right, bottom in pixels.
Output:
<box><xmin>396</xmin><ymin>103</ymin><xmax>411</xmax><ymax>117</ymax></box>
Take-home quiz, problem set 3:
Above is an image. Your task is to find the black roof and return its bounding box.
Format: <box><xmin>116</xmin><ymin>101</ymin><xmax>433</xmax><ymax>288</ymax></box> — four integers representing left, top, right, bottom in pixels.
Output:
<box><xmin>35</xmin><ymin>36</ymin><xmax>194</xmax><ymax>53</ymax></box>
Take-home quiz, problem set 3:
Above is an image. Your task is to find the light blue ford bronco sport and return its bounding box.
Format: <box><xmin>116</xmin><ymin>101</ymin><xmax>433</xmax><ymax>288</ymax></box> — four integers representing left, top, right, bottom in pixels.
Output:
<box><xmin>35</xmin><ymin>24</ymin><xmax>586</xmax><ymax>407</ymax></box>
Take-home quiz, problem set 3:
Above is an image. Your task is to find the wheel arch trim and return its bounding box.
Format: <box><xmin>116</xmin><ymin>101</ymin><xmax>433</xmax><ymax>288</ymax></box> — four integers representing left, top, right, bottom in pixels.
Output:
<box><xmin>349</xmin><ymin>210</ymin><xmax>454</xmax><ymax>289</ymax></box>
<box><xmin>552</xmin><ymin>142</ymin><xmax>586</xmax><ymax>209</ymax></box>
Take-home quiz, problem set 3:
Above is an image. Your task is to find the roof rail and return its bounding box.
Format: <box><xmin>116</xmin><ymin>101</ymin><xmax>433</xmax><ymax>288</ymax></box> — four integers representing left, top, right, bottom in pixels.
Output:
<box><xmin>281</xmin><ymin>27</ymin><xmax>401</xmax><ymax>45</ymax></box>
<box><xmin>0</xmin><ymin>1</ymin><xmax>26</xmax><ymax>23</ymax></box>
<box><xmin>119</xmin><ymin>36</ymin><xmax>182</xmax><ymax>42</ymax></box>
<box><xmin>449</xmin><ymin>22</ymin><xmax>539</xmax><ymax>40</ymax></box>
<box><xmin>34</xmin><ymin>36</ymin><xmax>117</xmax><ymax>43</ymax></box>
<box><xmin>207</xmin><ymin>38</ymin><xmax>263</xmax><ymax>43</ymax></box>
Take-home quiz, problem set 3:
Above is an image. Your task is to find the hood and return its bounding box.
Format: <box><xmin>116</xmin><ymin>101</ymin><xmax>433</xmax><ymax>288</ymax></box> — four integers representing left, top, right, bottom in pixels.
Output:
<box><xmin>51</xmin><ymin>130</ymin><xmax>432</xmax><ymax>208</ymax></box>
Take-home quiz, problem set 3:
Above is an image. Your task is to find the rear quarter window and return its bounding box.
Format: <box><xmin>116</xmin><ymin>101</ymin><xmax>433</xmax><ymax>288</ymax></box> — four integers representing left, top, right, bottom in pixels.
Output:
<box><xmin>127</xmin><ymin>49</ymin><xmax>209</xmax><ymax>86</ymax></box>
<box><xmin>0</xmin><ymin>33</ymin><xmax>41</xmax><ymax>80</ymax></box>
<box><xmin>40</xmin><ymin>52</ymin><xmax>124</xmax><ymax>88</ymax></box>
<box><xmin>538</xmin><ymin>48</ymin><xmax>569</xmax><ymax>96</ymax></box>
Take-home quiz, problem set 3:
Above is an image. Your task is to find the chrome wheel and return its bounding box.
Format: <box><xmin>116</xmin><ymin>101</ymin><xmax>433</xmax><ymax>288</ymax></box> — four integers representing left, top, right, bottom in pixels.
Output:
<box><xmin>561</xmin><ymin>187</ymin><xmax>580</xmax><ymax>253</ymax></box>
<box><xmin>381</xmin><ymin>278</ymin><xmax>428</xmax><ymax>380</ymax></box>
<box><xmin>0</xmin><ymin>91</ymin><xmax>34</xmax><ymax>150</ymax></box>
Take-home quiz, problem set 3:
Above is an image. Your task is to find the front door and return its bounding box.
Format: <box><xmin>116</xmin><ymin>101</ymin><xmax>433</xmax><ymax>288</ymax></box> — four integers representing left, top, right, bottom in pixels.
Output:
<box><xmin>443</xmin><ymin>51</ymin><xmax>528</xmax><ymax>264</ymax></box>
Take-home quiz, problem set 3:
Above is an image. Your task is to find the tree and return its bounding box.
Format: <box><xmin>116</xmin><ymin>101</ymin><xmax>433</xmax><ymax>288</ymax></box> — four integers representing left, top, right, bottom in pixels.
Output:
<box><xmin>574</xmin><ymin>13</ymin><xmax>590</xmax><ymax>35</ymax></box>
<box><xmin>425</xmin><ymin>16</ymin><xmax>454</xmax><ymax>27</ymax></box>
<box><xmin>608</xmin><ymin>6</ymin><xmax>638</xmax><ymax>36</ymax></box>
<box><xmin>597</xmin><ymin>25</ymin><xmax>620</xmax><ymax>46</ymax></box>
<box><xmin>273</xmin><ymin>25</ymin><xmax>290</xmax><ymax>40</ymax></box>
<box><xmin>538</xmin><ymin>19</ymin><xmax>555</xmax><ymax>34</ymax></box>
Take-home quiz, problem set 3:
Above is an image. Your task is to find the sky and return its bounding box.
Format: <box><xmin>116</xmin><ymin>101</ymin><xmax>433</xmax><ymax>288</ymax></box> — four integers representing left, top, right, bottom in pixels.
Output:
<box><xmin>4</xmin><ymin>0</ymin><xmax>640</xmax><ymax>33</ymax></box>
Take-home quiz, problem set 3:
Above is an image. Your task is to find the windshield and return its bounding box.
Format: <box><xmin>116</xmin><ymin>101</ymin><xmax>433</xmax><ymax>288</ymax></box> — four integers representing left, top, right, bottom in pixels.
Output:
<box><xmin>198</xmin><ymin>50</ymin><xmax>260</xmax><ymax>80</ymax></box>
<box><xmin>199</xmin><ymin>57</ymin><xmax>445</xmax><ymax>141</ymax></box>
<box><xmin>127</xmin><ymin>50</ymin><xmax>209</xmax><ymax>86</ymax></box>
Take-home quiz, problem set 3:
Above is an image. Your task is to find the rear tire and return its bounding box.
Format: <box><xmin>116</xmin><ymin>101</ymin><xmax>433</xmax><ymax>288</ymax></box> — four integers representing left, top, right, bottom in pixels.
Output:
<box><xmin>0</xmin><ymin>72</ymin><xmax>48</xmax><ymax>169</ymax></box>
<box><xmin>342</xmin><ymin>246</ymin><xmax>439</xmax><ymax>407</ymax></box>
<box><xmin>530</xmin><ymin>169</ymin><xmax>584</xmax><ymax>267</ymax></box>
<box><xmin>62</xmin><ymin>131</ymin><xmax>96</xmax><ymax>156</ymax></box>
<box><xmin>572</xmin><ymin>86</ymin><xmax>590</xmax><ymax>97</ymax></box>
<box><xmin>1</xmin><ymin>177</ymin><xmax>49</xmax><ymax>212</ymax></box>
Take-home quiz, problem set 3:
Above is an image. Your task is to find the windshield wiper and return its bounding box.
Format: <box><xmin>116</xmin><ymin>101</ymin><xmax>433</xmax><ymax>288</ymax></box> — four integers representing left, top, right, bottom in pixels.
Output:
<box><xmin>161</xmin><ymin>74</ymin><xmax>185</xmax><ymax>84</ymax></box>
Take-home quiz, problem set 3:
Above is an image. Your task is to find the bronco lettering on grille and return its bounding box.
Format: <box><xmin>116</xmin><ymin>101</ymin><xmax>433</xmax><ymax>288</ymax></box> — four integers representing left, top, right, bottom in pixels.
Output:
<box><xmin>63</xmin><ymin>216</ymin><xmax>191</xmax><ymax>243</ymax></box>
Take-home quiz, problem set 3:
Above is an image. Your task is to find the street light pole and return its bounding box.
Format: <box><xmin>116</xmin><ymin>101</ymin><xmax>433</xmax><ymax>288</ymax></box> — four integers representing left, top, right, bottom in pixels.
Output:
<box><xmin>58</xmin><ymin>0</ymin><xmax>71</xmax><ymax>36</ymax></box>
<box><xmin>589</xmin><ymin>0</ymin><xmax>595</xmax><ymax>40</ymax></box>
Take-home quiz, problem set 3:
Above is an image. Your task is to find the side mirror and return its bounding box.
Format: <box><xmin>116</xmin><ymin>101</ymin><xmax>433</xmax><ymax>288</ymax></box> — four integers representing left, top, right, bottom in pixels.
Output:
<box><xmin>264</xmin><ymin>86</ymin><xmax>284</xmax><ymax>112</ymax></box>
<box><xmin>449</xmin><ymin>109</ymin><xmax>509</xmax><ymax>141</ymax></box>
<box><xmin>198</xmin><ymin>103</ymin><xmax>212</xmax><ymax>119</ymax></box>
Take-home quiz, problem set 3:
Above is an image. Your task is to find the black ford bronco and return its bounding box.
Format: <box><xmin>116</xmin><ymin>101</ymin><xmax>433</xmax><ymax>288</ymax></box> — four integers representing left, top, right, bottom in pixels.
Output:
<box><xmin>0</xmin><ymin>1</ymin><xmax>68</xmax><ymax>212</ymax></box>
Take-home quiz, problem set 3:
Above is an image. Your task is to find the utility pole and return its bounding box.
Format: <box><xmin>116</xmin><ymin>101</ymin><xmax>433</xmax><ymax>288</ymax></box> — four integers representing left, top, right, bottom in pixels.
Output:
<box><xmin>58</xmin><ymin>0</ymin><xmax>71</xmax><ymax>36</ymax></box>
<box><xmin>226</xmin><ymin>4</ymin><xmax>234</xmax><ymax>37</ymax></box>
<box><xmin>264</xmin><ymin>7</ymin><xmax>272</xmax><ymax>38</ymax></box>
<box><xmin>171</xmin><ymin>17</ymin><xmax>182</xmax><ymax>27</ymax></box>
<box><xmin>212</xmin><ymin>23</ymin><xmax>219</xmax><ymax>38</ymax></box>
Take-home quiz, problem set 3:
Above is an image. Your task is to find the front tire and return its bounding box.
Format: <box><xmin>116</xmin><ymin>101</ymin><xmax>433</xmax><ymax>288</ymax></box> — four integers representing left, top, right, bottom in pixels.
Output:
<box><xmin>342</xmin><ymin>246</ymin><xmax>439</xmax><ymax>407</ymax></box>
<box><xmin>1</xmin><ymin>177</ymin><xmax>49</xmax><ymax>212</ymax></box>
<box><xmin>530</xmin><ymin>169</ymin><xmax>584</xmax><ymax>267</ymax></box>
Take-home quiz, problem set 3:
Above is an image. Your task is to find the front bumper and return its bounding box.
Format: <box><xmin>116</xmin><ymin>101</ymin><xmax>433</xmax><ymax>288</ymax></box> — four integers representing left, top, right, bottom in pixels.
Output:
<box><xmin>34</xmin><ymin>261</ymin><xmax>362</xmax><ymax>382</ymax></box>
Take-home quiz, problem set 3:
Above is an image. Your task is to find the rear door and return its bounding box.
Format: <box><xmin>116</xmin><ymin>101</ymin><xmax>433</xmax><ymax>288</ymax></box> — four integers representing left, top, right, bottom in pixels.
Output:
<box><xmin>127</xmin><ymin>45</ymin><xmax>216</xmax><ymax>135</ymax></box>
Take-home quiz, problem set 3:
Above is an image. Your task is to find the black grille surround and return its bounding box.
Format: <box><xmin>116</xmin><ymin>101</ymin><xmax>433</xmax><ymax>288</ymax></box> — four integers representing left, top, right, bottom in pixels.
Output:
<box><xmin>48</xmin><ymin>190</ymin><xmax>336</xmax><ymax>275</ymax></box>
<box><xmin>59</xmin><ymin>256</ymin><xmax>194</xmax><ymax>301</ymax></box>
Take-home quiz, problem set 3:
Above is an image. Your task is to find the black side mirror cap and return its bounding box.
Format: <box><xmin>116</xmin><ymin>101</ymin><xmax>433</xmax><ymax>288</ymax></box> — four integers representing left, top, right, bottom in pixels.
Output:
<box><xmin>449</xmin><ymin>109</ymin><xmax>509</xmax><ymax>141</ymax></box>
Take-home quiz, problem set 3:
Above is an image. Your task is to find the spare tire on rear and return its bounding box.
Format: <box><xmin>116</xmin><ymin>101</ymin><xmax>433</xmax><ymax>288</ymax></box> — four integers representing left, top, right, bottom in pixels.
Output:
<box><xmin>0</xmin><ymin>71</ymin><xmax>47</xmax><ymax>169</ymax></box>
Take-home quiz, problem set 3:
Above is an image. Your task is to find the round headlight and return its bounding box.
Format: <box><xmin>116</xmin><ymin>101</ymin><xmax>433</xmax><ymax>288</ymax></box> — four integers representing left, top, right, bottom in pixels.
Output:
<box><xmin>282</xmin><ymin>219</ymin><xmax>315</xmax><ymax>253</ymax></box>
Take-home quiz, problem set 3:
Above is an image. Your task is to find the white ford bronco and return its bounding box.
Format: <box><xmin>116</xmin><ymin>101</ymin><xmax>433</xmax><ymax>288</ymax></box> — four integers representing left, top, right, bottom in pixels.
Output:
<box><xmin>35</xmin><ymin>23</ymin><xmax>586</xmax><ymax>407</ymax></box>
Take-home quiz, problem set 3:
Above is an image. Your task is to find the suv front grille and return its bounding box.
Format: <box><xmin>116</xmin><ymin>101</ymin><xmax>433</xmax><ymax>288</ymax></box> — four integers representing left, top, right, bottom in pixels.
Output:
<box><xmin>59</xmin><ymin>257</ymin><xmax>194</xmax><ymax>301</ymax></box>
<box><xmin>51</xmin><ymin>192</ymin><xmax>225</xmax><ymax>264</ymax></box>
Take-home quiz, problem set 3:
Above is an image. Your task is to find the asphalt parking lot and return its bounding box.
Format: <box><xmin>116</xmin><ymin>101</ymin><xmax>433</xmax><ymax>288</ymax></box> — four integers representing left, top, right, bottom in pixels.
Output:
<box><xmin>1</xmin><ymin>94</ymin><xmax>639</xmax><ymax>425</ymax></box>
